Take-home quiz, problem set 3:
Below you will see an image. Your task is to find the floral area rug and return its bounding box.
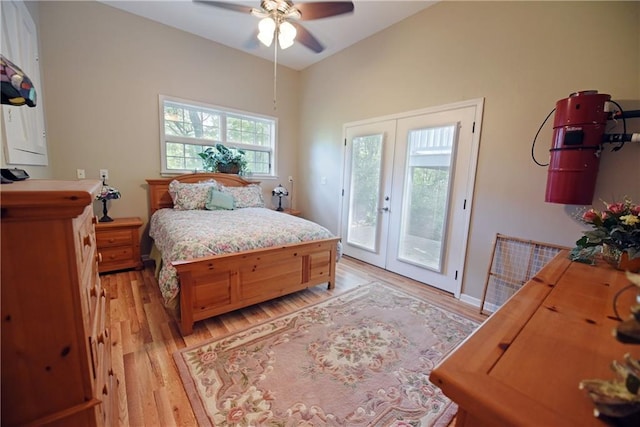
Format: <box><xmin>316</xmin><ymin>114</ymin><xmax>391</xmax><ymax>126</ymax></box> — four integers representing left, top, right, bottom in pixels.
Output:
<box><xmin>173</xmin><ymin>282</ymin><xmax>478</xmax><ymax>426</ymax></box>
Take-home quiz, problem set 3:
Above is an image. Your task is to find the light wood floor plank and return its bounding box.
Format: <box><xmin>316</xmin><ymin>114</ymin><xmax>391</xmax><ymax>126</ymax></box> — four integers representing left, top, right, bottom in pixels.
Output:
<box><xmin>106</xmin><ymin>255</ymin><xmax>485</xmax><ymax>426</ymax></box>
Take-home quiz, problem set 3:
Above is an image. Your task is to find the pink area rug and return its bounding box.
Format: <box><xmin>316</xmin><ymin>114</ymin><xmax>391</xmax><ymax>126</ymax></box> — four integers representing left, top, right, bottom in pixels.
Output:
<box><xmin>174</xmin><ymin>282</ymin><xmax>478</xmax><ymax>426</ymax></box>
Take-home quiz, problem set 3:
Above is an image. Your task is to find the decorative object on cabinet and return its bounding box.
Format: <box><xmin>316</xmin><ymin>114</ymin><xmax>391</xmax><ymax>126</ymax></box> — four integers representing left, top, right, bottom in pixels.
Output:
<box><xmin>272</xmin><ymin>183</ymin><xmax>289</xmax><ymax>211</ymax></box>
<box><xmin>96</xmin><ymin>177</ymin><xmax>121</xmax><ymax>222</ymax></box>
<box><xmin>570</xmin><ymin>197</ymin><xmax>640</xmax><ymax>271</ymax></box>
<box><xmin>1</xmin><ymin>179</ymin><xmax>118</xmax><ymax>426</ymax></box>
<box><xmin>615</xmin><ymin>271</ymin><xmax>640</xmax><ymax>342</ymax></box>
<box><xmin>579</xmin><ymin>271</ymin><xmax>640</xmax><ymax>424</ymax></box>
<box><xmin>1</xmin><ymin>167</ymin><xmax>29</xmax><ymax>181</ymax></box>
<box><xmin>602</xmin><ymin>243</ymin><xmax>640</xmax><ymax>274</ymax></box>
<box><xmin>95</xmin><ymin>217</ymin><xmax>143</xmax><ymax>273</ymax></box>
<box><xmin>480</xmin><ymin>233</ymin><xmax>566</xmax><ymax>315</ymax></box>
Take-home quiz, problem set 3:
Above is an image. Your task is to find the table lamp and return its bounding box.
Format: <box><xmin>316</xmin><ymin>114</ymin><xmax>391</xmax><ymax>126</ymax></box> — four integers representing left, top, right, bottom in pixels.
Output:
<box><xmin>96</xmin><ymin>178</ymin><xmax>121</xmax><ymax>222</ymax></box>
<box><xmin>272</xmin><ymin>184</ymin><xmax>289</xmax><ymax>211</ymax></box>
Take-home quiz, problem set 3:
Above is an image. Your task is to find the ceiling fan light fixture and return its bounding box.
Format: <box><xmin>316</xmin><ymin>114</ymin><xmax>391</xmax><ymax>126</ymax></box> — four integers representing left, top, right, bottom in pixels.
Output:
<box><xmin>257</xmin><ymin>17</ymin><xmax>276</xmax><ymax>47</ymax></box>
<box><xmin>278</xmin><ymin>21</ymin><xmax>296</xmax><ymax>49</ymax></box>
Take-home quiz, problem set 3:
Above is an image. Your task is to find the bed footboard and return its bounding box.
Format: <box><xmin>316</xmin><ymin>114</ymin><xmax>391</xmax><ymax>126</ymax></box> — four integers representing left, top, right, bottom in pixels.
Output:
<box><xmin>172</xmin><ymin>237</ymin><xmax>340</xmax><ymax>335</ymax></box>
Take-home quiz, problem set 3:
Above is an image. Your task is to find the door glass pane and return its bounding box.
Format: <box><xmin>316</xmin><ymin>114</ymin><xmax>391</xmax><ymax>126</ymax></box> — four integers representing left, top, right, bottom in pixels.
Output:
<box><xmin>347</xmin><ymin>134</ymin><xmax>384</xmax><ymax>252</ymax></box>
<box><xmin>398</xmin><ymin>125</ymin><xmax>456</xmax><ymax>271</ymax></box>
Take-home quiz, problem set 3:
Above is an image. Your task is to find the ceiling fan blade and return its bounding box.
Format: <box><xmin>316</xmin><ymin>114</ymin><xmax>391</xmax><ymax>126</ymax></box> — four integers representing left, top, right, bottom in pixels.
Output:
<box><xmin>192</xmin><ymin>1</ymin><xmax>254</xmax><ymax>14</ymax></box>
<box><xmin>291</xmin><ymin>22</ymin><xmax>324</xmax><ymax>53</ymax></box>
<box><xmin>244</xmin><ymin>29</ymin><xmax>261</xmax><ymax>50</ymax></box>
<box><xmin>295</xmin><ymin>1</ymin><xmax>354</xmax><ymax>21</ymax></box>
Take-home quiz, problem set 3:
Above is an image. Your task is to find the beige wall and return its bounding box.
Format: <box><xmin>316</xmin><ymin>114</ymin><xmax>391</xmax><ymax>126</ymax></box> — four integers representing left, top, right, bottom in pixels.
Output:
<box><xmin>30</xmin><ymin>1</ymin><xmax>640</xmax><ymax>303</ymax></box>
<box><xmin>299</xmin><ymin>1</ymin><xmax>640</xmax><ymax>302</ymax></box>
<box><xmin>36</xmin><ymin>1</ymin><xmax>300</xmax><ymax>254</ymax></box>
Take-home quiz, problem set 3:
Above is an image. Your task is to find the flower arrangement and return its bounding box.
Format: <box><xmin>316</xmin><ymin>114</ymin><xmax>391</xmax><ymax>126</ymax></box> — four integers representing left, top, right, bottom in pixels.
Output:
<box><xmin>570</xmin><ymin>197</ymin><xmax>640</xmax><ymax>265</ymax></box>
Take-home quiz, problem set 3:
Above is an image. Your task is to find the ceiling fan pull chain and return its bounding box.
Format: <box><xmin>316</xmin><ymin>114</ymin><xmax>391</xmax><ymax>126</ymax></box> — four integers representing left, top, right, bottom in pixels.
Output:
<box><xmin>273</xmin><ymin>34</ymin><xmax>278</xmax><ymax>110</ymax></box>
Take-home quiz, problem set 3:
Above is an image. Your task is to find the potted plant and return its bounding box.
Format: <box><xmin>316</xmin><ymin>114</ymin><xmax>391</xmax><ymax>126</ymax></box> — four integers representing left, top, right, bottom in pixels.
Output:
<box><xmin>570</xmin><ymin>196</ymin><xmax>640</xmax><ymax>272</ymax></box>
<box><xmin>199</xmin><ymin>143</ymin><xmax>248</xmax><ymax>175</ymax></box>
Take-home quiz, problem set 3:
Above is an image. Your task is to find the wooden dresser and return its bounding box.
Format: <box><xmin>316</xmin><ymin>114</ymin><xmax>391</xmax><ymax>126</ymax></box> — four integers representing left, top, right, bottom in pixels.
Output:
<box><xmin>95</xmin><ymin>217</ymin><xmax>143</xmax><ymax>273</ymax></box>
<box><xmin>1</xmin><ymin>180</ymin><xmax>118</xmax><ymax>426</ymax></box>
<box><xmin>430</xmin><ymin>251</ymin><xmax>640</xmax><ymax>426</ymax></box>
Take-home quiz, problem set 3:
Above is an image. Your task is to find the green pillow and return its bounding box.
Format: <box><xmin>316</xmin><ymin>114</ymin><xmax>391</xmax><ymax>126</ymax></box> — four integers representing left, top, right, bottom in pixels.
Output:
<box><xmin>205</xmin><ymin>189</ymin><xmax>235</xmax><ymax>210</ymax></box>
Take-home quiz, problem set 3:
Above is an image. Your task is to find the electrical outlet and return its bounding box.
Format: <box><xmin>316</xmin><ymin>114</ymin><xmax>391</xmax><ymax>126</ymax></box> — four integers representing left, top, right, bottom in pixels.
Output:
<box><xmin>76</xmin><ymin>169</ymin><xmax>85</xmax><ymax>179</ymax></box>
<box><xmin>320</xmin><ymin>176</ymin><xmax>327</xmax><ymax>185</ymax></box>
<box><xmin>99</xmin><ymin>169</ymin><xmax>109</xmax><ymax>180</ymax></box>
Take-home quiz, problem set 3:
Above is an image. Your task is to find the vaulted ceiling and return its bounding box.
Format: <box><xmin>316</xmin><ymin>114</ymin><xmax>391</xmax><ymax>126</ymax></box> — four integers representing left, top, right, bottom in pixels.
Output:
<box><xmin>99</xmin><ymin>1</ymin><xmax>436</xmax><ymax>70</ymax></box>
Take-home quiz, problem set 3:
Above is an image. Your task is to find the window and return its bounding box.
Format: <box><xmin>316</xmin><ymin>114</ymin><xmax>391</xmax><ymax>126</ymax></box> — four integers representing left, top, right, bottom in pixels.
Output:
<box><xmin>159</xmin><ymin>95</ymin><xmax>277</xmax><ymax>176</ymax></box>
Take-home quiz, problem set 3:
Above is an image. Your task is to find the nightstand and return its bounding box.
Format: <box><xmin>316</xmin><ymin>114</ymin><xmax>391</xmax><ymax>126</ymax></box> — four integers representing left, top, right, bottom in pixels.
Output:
<box><xmin>281</xmin><ymin>208</ymin><xmax>301</xmax><ymax>216</ymax></box>
<box><xmin>95</xmin><ymin>217</ymin><xmax>143</xmax><ymax>273</ymax></box>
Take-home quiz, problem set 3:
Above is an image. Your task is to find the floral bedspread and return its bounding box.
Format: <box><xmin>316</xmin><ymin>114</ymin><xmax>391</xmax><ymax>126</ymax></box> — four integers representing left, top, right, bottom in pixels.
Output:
<box><xmin>149</xmin><ymin>208</ymin><xmax>339</xmax><ymax>306</ymax></box>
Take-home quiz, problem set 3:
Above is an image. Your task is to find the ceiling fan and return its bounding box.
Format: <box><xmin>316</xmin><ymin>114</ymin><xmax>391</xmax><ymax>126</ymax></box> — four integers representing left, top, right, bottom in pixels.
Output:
<box><xmin>194</xmin><ymin>1</ymin><xmax>355</xmax><ymax>53</ymax></box>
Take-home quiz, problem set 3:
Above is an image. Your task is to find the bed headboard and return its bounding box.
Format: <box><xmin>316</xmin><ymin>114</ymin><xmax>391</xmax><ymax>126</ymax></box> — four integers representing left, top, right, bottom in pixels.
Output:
<box><xmin>145</xmin><ymin>173</ymin><xmax>258</xmax><ymax>215</ymax></box>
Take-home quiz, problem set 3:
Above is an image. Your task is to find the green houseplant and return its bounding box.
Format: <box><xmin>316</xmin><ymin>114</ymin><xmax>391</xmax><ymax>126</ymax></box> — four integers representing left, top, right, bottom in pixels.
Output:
<box><xmin>199</xmin><ymin>143</ymin><xmax>248</xmax><ymax>175</ymax></box>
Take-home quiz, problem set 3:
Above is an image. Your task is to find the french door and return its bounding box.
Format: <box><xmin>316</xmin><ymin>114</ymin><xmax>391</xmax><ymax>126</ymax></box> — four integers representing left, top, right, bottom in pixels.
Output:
<box><xmin>341</xmin><ymin>100</ymin><xmax>483</xmax><ymax>295</ymax></box>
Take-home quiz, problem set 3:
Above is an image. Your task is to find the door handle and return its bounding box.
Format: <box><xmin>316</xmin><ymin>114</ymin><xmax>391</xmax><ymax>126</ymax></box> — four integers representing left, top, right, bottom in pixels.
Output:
<box><xmin>378</xmin><ymin>207</ymin><xmax>390</xmax><ymax>213</ymax></box>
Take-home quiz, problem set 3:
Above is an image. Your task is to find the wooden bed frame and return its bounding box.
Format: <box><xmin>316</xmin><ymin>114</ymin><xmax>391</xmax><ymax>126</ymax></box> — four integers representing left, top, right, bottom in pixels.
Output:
<box><xmin>146</xmin><ymin>173</ymin><xmax>340</xmax><ymax>335</ymax></box>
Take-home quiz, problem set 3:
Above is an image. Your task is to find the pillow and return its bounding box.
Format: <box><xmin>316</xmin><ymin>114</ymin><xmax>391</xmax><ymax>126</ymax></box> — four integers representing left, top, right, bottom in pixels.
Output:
<box><xmin>168</xmin><ymin>179</ymin><xmax>221</xmax><ymax>210</ymax></box>
<box><xmin>205</xmin><ymin>189</ymin><xmax>235</xmax><ymax>210</ymax></box>
<box><xmin>221</xmin><ymin>184</ymin><xmax>265</xmax><ymax>208</ymax></box>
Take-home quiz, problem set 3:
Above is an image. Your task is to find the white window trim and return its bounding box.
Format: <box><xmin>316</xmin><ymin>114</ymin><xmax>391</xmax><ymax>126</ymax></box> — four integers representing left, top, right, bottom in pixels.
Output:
<box><xmin>158</xmin><ymin>94</ymin><xmax>278</xmax><ymax>177</ymax></box>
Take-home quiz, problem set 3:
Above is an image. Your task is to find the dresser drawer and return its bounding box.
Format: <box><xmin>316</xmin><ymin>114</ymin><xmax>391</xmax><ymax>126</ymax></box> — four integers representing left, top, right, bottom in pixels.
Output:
<box><xmin>82</xmin><ymin>270</ymin><xmax>101</xmax><ymax>335</ymax></box>
<box><xmin>74</xmin><ymin>206</ymin><xmax>96</xmax><ymax>268</ymax></box>
<box><xmin>92</xmin><ymin>288</ymin><xmax>114</xmax><ymax>427</ymax></box>
<box><xmin>89</xmin><ymin>289</ymin><xmax>107</xmax><ymax>381</ymax></box>
<box><xmin>96</xmin><ymin>229</ymin><xmax>133</xmax><ymax>248</ymax></box>
<box><xmin>100</xmin><ymin>247</ymin><xmax>133</xmax><ymax>264</ymax></box>
<box><xmin>95</xmin><ymin>365</ymin><xmax>117</xmax><ymax>427</ymax></box>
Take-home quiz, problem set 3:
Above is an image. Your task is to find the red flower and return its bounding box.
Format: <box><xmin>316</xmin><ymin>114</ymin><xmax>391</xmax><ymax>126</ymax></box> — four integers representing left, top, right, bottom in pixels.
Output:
<box><xmin>582</xmin><ymin>209</ymin><xmax>600</xmax><ymax>223</ymax></box>
<box><xmin>607</xmin><ymin>202</ymin><xmax>626</xmax><ymax>215</ymax></box>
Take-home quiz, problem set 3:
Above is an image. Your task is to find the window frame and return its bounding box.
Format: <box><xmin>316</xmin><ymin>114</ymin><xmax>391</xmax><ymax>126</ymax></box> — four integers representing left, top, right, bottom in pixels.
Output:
<box><xmin>159</xmin><ymin>94</ymin><xmax>278</xmax><ymax>177</ymax></box>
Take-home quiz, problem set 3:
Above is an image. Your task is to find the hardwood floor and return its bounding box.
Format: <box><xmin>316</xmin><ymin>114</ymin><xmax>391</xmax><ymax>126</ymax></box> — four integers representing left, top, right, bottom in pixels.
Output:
<box><xmin>103</xmin><ymin>256</ymin><xmax>486</xmax><ymax>426</ymax></box>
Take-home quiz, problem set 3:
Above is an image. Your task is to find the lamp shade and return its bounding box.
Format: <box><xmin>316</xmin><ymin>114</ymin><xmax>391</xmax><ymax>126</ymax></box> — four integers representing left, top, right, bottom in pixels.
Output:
<box><xmin>278</xmin><ymin>21</ymin><xmax>297</xmax><ymax>49</ymax></box>
<box><xmin>258</xmin><ymin>17</ymin><xmax>276</xmax><ymax>47</ymax></box>
<box><xmin>96</xmin><ymin>184</ymin><xmax>121</xmax><ymax>201</ymax></box>
<box><xmin>272</xmin><ymin>184</ymin><xmax>289</xmax><ymax>197</ymax></box>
